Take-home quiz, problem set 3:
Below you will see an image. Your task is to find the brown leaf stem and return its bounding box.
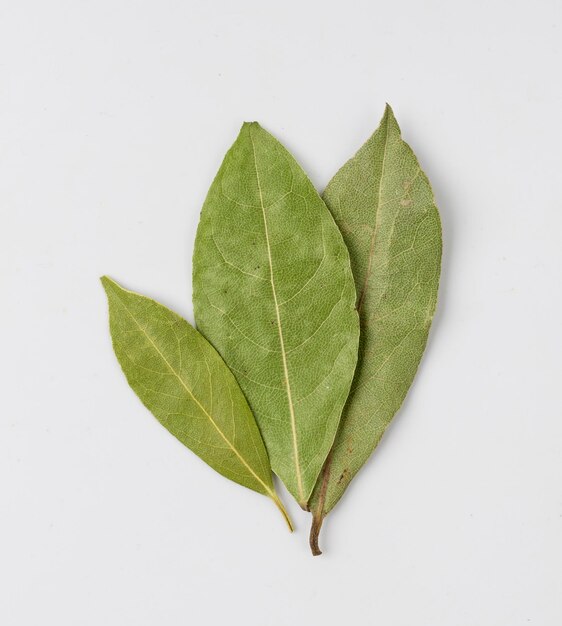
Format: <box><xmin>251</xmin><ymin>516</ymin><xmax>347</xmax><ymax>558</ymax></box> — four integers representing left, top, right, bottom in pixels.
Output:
<box><xmin>308</xmin><ymin>451</ymin><xmax>332</xmax><ymax>556</ymax></box>
<box><xmin>309</xmin><ymin>511</ymin><xmax>324</xmax><ymax>556</ymax></box>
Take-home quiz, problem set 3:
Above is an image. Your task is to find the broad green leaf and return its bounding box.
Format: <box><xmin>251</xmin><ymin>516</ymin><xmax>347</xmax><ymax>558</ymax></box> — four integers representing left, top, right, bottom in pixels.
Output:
<box><xmin>192</xmin><ymin>123</ymin><xmax>359</xmax><ymax>506</ymax></box>
<box><xmin>101</xmin><ymin>276</ymin><xmax>292</xmax><ymax>529</ymax></box>
<box><xmin>308</xmin><ymin>106</ymin><xmax>442</xmax><ymax>554</ymax></box>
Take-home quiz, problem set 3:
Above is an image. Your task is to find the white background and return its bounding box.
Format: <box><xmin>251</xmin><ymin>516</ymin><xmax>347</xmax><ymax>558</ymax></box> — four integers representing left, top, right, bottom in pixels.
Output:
<box><xmin>1</xmin><ymin>1</ymin><xmax>561</xmax><ymax>624</ymax></box>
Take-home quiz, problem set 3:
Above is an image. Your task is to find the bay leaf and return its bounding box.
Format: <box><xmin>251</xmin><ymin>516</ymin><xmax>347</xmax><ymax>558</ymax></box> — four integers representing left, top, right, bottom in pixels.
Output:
<box><xmin>308</xmin><ymin>106</ymin><xmax>442</xmax><ymax>554</ymax></box>
<box><xmin>101</xmin><ymin>276</ymin><xmax>293</xmax><ymax>529</ymax></box>
<box><xmin>192</xmin><ymin>123</ymin><xmax>359</xmax><ymax>506</ymax></box>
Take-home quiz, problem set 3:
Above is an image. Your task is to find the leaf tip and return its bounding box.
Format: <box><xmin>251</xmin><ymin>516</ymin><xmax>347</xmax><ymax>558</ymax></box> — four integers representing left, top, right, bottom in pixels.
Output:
<box><xmin>236</xmin><ymin>122</ymin><xmax>258</xmax><ymax>143</ymax></box>
<box><xmin>100</xmin><ymin>274</ymin><xmax>116</xmax><ymax>290</ymax></box>
<box><xmin>100</xmin><ymin>276</ymin><xmax>124</xmax><ymax>300</ymax></box>
<box><xmin>383</xmin><ymin>102</ymin><xmax>396</xmax><ymax>123</ymax></box>
<box><xmin>381</xmin><ymin>103</ymin><xmax>401</xmax><ymax>136</ymax></box>
<box><xmin>241</xmin><ymin>121</ymin><xmax>263</xmax><ymax>137</ymax></box>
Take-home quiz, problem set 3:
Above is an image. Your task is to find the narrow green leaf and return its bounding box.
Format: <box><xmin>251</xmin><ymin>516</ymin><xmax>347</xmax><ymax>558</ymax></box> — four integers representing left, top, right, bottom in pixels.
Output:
<box><xmin>101</xmin><ymin>276</ymin><xmax>293</xmax><ymax>530</ymax></box>
<box><xmin>193</xmin><ymin>123</ymin><xmax>359</xmax><ymax>506</ymax></box>
<box><xmin>308</xmin><ymin>106</ymin><xmax>442</xmax><ymax>554</ymax></box>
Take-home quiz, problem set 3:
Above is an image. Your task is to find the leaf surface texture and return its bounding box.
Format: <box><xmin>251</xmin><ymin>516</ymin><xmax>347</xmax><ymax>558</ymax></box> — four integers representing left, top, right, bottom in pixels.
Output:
<box><xmin>102</xmin><ymin>276</ymin><xmax>292</xmax><ymax>527</ymax></box>
<box><xmin>192</xmin><ymin>123</ymin><xmax>359</xmax><ymax>505</ymax></box>
<box><xmin>309</xmin><ymin>106</ymin><xmax>442</xmax><ymax>520</ymax></box>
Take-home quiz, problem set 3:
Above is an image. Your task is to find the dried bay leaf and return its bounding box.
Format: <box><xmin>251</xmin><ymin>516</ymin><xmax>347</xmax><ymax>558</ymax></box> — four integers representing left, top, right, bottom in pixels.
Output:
<box><xmin>101</xmin><ymin>276</ymin><xmax>293</xmax><ymax>529</ymax></box>
<box><xmin>193</xmin><ymin>123</ymin><xmax>359</xmax><ymax>506</ymax></box>
<box><xmin>308</xmin><ymin>106</ymin><xmax>442</xmax><ymax>554</ymax></box>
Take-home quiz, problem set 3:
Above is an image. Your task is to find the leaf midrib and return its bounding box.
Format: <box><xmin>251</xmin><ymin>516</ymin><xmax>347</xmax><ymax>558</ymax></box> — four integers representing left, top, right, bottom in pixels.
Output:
<box><xmin>110</xmin><ymin>283</ymin><xmax>275</xmax><ymax>498</ymax></box>
<box><xmin>249</xmin><ymin>127</ymin><xmax>305</xmax><ymax>504</ymax></box>
<box><xmin>356</xmin><ymin>112</ymin><xmax>390</xmax><ymax>314</ymax></box>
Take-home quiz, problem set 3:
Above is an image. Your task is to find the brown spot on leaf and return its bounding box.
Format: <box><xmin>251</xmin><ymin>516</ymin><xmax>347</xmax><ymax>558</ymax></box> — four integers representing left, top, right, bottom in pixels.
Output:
<box><xmin>337</xmin><ymin>468</ymin><xmax>350</xmax><ymax>485</ymax></box>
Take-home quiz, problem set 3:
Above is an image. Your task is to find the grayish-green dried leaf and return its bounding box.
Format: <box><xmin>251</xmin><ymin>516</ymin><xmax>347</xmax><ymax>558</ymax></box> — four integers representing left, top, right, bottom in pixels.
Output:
<box><xmin>309</xmin><ymin>106</ymin><xmax>442</xmax><ymax>554</ymax></box>
<box><xmin>193</xmin><ymin>123</ymin><xmax>359</xmax><ymax>506</ymax></box>
<box><xmin>101</xmin><ymin>276</ymin><xmax>292</xmax><ymax>529</ymax></box>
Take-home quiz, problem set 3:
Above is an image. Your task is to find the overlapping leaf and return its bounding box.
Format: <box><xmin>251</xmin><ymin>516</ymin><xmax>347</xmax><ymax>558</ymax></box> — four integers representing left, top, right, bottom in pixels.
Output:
<box><xmin>192</xmin><ymin>123</ymin><xmax>359</xmax><ymax>506</ymax></box>
<box><xmin>308</xmin><ymin>106</ymin><xmax>442</xmax><ymax>553</ymax></box>
<box><xmin>101</xmin><ymin>276</ymin><xmax>292</xmax><ymax>528</ymax></box>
